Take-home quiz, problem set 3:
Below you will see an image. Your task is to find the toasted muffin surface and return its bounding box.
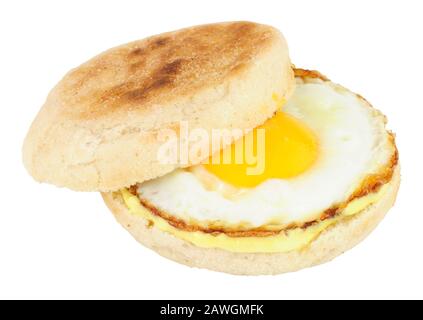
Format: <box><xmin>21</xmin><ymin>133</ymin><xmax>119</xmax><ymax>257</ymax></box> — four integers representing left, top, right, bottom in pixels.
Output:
<box><xmin>23</xmin><ymin>21</ymin><xmax>294</xmax><ymax>191</ymax></box>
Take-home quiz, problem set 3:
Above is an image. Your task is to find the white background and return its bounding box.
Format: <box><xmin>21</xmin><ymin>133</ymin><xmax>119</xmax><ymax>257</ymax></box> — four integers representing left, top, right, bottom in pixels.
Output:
<box><xmin>1</xmin><ymin>0</ymin><xmax>422</xmax><ymax>300</ymax></box>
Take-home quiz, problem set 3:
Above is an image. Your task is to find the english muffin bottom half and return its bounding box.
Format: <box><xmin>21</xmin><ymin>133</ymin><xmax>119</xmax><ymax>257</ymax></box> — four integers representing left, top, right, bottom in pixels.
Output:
<box><xmin>103</xmin><ymin>69</ymin><xmax>398</xmax><ymax>275</ymax></box>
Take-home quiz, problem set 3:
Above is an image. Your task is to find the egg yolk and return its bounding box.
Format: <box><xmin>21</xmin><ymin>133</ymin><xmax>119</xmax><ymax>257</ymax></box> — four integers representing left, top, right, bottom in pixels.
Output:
<box><xmin>203</xmin><ymin>111</ymin><xmax>318</xmax><ymax>188</ymax></box>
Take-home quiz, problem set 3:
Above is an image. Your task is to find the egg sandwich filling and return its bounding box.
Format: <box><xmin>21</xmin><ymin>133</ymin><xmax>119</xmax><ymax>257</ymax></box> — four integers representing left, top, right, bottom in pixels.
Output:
<box><xmin>119</xmin><ymin>71</ymin><xmax>398</xmax><ymax>253</ymax></box>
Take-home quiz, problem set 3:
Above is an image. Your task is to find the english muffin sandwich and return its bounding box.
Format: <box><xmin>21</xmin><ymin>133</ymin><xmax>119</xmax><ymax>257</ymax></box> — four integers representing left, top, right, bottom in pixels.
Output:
<box><xmin>23</xmin><ymin>21</ymin><xmax>399</xmax><ymax>275</ymax></box>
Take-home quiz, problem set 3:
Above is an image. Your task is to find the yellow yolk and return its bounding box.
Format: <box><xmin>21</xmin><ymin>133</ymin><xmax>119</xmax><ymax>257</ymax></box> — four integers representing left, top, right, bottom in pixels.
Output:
<box><xmin>203</xmin><ymin>111</ymin><xmax>319</xmax><ymax>188</ymax></box>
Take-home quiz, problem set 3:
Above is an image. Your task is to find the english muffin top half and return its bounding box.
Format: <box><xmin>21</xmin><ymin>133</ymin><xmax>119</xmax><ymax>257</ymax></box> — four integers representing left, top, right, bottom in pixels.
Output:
<box><xmin>22</xmin><ymin>21</ymin><xmax>294</xmax><ymax>191</ymax></box>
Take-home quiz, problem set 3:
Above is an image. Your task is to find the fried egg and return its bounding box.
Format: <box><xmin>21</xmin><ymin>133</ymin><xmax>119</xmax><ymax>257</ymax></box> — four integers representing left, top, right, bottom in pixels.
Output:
<box><xmin>136</xmin><ymin>76</ymin><xmax>394</xmax><ymax>230</ymax></box>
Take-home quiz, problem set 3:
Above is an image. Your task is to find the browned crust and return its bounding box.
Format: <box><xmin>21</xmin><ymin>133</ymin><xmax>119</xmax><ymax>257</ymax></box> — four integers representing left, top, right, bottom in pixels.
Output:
<box><xmin>128</xmin><ymin>69</ymin><xmax>399</xmax><ymax>237</ymax></box>
<box><xmin>293</xmin><ymin>68</ymin><xmax>329</xmax><ymax>81</ymax></box>
<box><xmin>61</xmin><ymin>22</ymin><xmax>280</xmax><ymax>120</ymax></box>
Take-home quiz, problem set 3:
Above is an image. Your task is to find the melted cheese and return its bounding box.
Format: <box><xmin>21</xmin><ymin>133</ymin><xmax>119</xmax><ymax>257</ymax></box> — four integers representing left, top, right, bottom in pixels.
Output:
<box><xmin>120</xmin><ymin>183</ymin><xmax>388</xmax><ymax>253</ymax></box>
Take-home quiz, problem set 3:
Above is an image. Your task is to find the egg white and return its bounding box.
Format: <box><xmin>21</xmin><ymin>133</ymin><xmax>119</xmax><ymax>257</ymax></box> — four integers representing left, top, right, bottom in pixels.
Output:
<box><xmin>136</xmin><ymin>78</ymin><xmax>394</xmax><ymax>228</ymax></box>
